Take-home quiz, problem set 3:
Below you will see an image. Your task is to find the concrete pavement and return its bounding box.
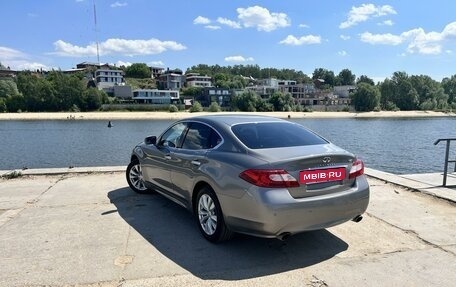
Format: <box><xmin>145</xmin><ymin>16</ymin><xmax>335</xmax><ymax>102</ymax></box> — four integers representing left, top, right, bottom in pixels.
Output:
<box><xmin>0</xmin><ymin>169</ymin><xmax>455</xmax><ymax>287</ymax></box>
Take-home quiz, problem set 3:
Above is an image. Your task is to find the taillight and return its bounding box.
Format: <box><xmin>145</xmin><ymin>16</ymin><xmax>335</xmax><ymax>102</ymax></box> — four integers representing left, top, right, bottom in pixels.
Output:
<box><xmin>239</xmin><ymin>169</ymin><xmax>299</xmax><ymax>188</ymax></box>
<box><xmin>349</xmin><ymin>159</ymin><xmax>364</xmax><ymax>179</ymax></box>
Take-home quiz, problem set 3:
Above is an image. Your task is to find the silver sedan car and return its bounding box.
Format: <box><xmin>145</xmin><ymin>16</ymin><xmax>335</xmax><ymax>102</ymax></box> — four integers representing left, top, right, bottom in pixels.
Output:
<box><xmin>126</xmin><ymin>115</ymin><xmax>369</xmax><ymax>242</ymax></box>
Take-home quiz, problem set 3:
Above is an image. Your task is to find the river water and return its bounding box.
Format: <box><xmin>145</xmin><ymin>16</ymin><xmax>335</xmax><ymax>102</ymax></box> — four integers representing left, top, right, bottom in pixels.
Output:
<box><xmin>1</xmin><ymin>117</ymin><xmax>455</xmax><ymax>174</ymax></box>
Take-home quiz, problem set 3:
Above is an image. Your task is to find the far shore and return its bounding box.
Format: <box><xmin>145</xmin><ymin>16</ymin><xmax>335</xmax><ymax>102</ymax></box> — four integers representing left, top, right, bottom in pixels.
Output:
<box><xmin>0</xmin><ymin>110</ymin><xmax>454</xmax><ymax>121</ymax></box>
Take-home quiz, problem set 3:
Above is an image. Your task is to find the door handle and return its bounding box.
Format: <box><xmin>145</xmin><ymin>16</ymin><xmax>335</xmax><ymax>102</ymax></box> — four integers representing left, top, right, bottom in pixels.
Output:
<box><xmin>191</xmin><ymin>160</ymin><xmax>201</xmax><ymax>166</ymax></box>
<box><xmin>164</xmin><ymin>155</ymin><xmax>172</xmax><ymax>160</ymax></box>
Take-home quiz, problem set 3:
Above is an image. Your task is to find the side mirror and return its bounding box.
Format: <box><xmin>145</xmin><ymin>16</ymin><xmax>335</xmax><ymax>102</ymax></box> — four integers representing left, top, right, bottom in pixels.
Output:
<box><xmin>145</xmin><ymin>136</ymin><xmax>157</xmax><ymax>145</ymax></box>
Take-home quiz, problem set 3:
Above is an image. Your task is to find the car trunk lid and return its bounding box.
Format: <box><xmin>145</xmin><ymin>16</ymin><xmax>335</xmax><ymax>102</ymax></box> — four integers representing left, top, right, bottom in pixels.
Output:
<box><xmin>251</xmin><ymin>144</ymin><xmax>357</xmax><ymax>198</ymax></box>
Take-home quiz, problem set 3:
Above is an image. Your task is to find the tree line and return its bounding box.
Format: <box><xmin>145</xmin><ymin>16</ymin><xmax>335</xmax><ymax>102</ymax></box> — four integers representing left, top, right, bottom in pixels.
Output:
<box><xmin>0</xmin><ymin>71</ymin><xmax>108</xmax><ymax>113</ymax></box>
<box><xmin>1</xmin><ymin>63</ymin><xmax>456</xmax><ymax>113</ymax></box>
<box><xmin>351</xmin><ymin>71</ymin><xmax>456</xmax><ymax>112</ymax></box>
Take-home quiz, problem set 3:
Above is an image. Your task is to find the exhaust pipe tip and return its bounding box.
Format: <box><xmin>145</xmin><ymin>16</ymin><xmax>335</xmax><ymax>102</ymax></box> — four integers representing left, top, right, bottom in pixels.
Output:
<box><xmin>277</xmin><ymin>232</ymin><xmax>292</xmax><ymax>241</ymax></box>
<box><xmin>352</xmin><ymin>215</ymin><xmax>363</xmax><ymax>223</ymax></box>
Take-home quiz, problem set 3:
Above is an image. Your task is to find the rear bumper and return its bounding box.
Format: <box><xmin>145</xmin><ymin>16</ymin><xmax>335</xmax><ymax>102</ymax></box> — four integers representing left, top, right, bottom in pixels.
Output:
<box><xmin>220</xmin><ymin>175</ymin><xmax>370</xmax><ymax>238</ymax></box>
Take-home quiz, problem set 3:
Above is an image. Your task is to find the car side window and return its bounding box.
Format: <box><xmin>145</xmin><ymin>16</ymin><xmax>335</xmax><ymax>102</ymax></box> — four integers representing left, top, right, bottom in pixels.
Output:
<box><xmin>182</xmin><ymin>123</ymin><xmax>220</xmax><ymax>150</ymax></box>
<box><xmin>159</xmin><ymin>123</ymin><xmax>186</xmax><ymax>148</ymax></box>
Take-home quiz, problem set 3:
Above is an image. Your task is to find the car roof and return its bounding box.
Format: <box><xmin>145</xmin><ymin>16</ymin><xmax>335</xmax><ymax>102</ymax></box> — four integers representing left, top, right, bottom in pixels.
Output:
<box><xmin>187</xmin><ymin>114</ymin><xmax>286</xmax><ymax>127</ymax></box>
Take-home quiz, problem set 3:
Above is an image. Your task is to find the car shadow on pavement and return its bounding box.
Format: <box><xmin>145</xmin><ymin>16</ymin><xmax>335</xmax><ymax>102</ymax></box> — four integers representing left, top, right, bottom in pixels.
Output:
<box><xmin>107</xmin><ymin>187</ymin><xmax>349</xmax><ymax>280</ymax></box>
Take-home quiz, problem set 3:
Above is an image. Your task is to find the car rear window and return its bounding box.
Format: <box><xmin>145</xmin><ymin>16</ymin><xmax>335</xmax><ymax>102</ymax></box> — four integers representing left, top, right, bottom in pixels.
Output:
<box><xmin>232</xmin><ymin>122</ymin><xmax>328</xmax><ymax>149</ymax></box>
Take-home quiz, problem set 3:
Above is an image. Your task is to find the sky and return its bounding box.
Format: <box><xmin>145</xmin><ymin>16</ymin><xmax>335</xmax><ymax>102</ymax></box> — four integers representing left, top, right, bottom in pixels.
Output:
<box><xmin>1</xmin><ymin>0</ymin><xmax>456</xmax><ymax>82</ymax></box>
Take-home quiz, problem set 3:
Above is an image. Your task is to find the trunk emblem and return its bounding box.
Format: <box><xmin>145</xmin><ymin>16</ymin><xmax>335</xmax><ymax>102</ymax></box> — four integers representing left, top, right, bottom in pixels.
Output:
<box><xmin>322</xmin><ymin>157</ymin><xmax>331</xmax><ymax>163</ymax></box>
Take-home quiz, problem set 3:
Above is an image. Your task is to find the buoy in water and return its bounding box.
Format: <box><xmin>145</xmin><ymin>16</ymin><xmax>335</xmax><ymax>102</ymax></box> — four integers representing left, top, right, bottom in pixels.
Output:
<box><xmin>108</xmin><ymin>121</ymin><xmax>113</xmax><ymax>128</ymax></box>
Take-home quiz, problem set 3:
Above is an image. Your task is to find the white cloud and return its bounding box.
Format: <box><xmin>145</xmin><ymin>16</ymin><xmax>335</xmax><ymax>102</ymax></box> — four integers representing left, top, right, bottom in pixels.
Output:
<box><xmin>237</xmin><ymin>5</ymin><xmax>290</xmax><ymax>32</ymax></box>
<box><xmin>340</xmin><ymin>4</ymin><xmax>397</xmax><ymax>29</ymax></box>
<box><xmin>15</xmin><ymin>61</ymin><xmax>51</xmax><ymax>71</ymax></box>
<box><xmin>0</xmin><ymin>46</ymin><xmax>27</xmax><ymax>60</ymax></box>
<box><xmin>205</xmin><ymin>25</ymin><xmax>221</xmax><ymax>30</ymax></box>
<box><xmin>299</xmin><ymin>23</ymin><xmax>310</xmax><ymax>28</ymax></box>
<box><xmin>193</xmin><ymin>16</ymin><xmax>210</xmax><ymax>25</ymax></box>
<box><xmin>149</xmin><ymin>61</ymin><xmax>164</xmax><ymax>66</ymax></box>
<box><xmin>360</xmin><ymin>32</ymin><xmax>402</xmax><ymax>45</ymax></box>
<box><xmin>360</xmin><ymin>21</ymin><xmax>456</xmax><ymax>55</ymax></box>
<box><xmin>3</xmin><ymin>60</ymin><xmax>52</xmax><ymax>71</ymax></box>
<box><xmin>378</xmin><ymin>20</ymin><xmax>394</xmax><ymax>26</ymax></box>
<box><xmin>443</xmin><ymin>22</ymin><xmax>456</xmax><ymax>37</ymax></box>
<box><xmin>110</xmin><ymin>1</ymin><xmax>127</xmax><ymax>8</ymax></box>
<box><xmin>27</xmin><ymin>12</ymin><xmax>38</xmax><ymax>17</ymax></box>
<box><xmin>52</xmin><ymin>38</ymin><xmax>186</xmax><ymax>57</ymax></box>
<box><xmin>340</xmin><ymin>34</ymin><xmax>351</xmax><ymax>40</ymax></box>
<box><xmin>217</xmin><ymin>17</ymin><xmax>241</xmax><ymax>29</ymax></box>
<box><xmin>338</xmin><ymin>50</ymin><xmax>348</xmax><ymax>56</ymax></box>
<box><xmin>224</xmin><ymin>55</ymin><xmax>254</xmax><ymax>62</ymax></box>
<box><xmin>279</xmin><ymin>35</ymin><xmax>321</xmax><ymax>46</ymax></box>
<box><xmin>114</xmin><ymin>60</ymin><xmax>132</xmax><ymax>67</ymax></box>
<box><xmin>75</xmin><ymin>0</ymin><xmax>85</xmax><ymax>2</ymax></box>
<box><xmin>0</xmin><ymin>46</ymin><xmax>53</xmax><ymax>71</ymax></box>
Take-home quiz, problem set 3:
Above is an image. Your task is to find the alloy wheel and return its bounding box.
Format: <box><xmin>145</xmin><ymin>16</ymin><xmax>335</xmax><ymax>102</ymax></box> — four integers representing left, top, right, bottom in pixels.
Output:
<box><xmin>198</xmin><ymin>194</ymin><xmax>218</xmax><ymax>235</ymax></box>
<box><xmin>128</xmin><ymin>163</ymin><xmax>147</xmax><ymax>191</ymax></box>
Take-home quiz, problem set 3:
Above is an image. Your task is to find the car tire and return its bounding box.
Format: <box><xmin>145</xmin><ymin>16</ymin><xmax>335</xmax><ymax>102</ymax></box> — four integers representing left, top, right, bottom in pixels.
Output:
<box><xmin>126</xmin><ymin>159</ymin><xmax>151</xmax><ymax>194</ymax></box>
<box><xmin>195</xmin><ymin>186</ymin><xmax>233</xmax><ymax>243</ymax></box>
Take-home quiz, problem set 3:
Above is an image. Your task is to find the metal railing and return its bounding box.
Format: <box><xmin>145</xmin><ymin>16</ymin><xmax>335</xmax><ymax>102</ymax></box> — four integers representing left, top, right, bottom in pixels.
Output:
<box><xmin>434</xmin><ymin>138</ymin><xmax>456</xmax><ymax>186</ymax></box>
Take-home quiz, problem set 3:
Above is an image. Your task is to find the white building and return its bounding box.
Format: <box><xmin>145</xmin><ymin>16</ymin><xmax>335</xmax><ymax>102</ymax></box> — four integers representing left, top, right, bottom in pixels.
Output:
<box><xmin>132</xmin><ymin>89</ymin><xmax>180</xmax><ymax>104</ymax></box>
<box><xmin>95</xmin><ymin>69</ymin><xmax>124</xmax><ymax>89</ymax></box>
<box><xmin>150</xmin><ymin>66</ymin><xmax>165</xmax><ymax>79</ymax></box>
<box><xmin>186</xmin><ymin>73</ymin><xmax>212</xmax><ymax>87</ymax></box>
<box><xmin>334</xmin><ymin>85</ymin><xmax>356</xmax><ymax>98</ymax></box>
<box><xmin>157</xmin><ymin>69</ymin><xmax>185</xmax><ymax>90</ymax></box>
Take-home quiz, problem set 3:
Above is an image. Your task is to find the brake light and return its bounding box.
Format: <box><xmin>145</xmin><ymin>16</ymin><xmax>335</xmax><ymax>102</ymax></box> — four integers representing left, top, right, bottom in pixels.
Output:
<box><xmin>349</xmin><ymin>159</ymin><xmax>364</xmax><ymax>179</ymax></box>
<box><xmin>239</xmin><ymin>169</ymin><xmax>299</xmax><ymax>188</ymax></box>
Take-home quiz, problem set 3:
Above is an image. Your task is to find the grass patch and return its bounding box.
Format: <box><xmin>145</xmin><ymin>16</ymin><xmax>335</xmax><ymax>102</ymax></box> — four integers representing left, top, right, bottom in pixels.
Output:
<box><xmin>1</xmin><ymin>170</ymin><xmax>22</xmax><ymax>179</ymax></box>
<box><xmin>124</xmin><ymin>78</ymin><xmax>157</xmax><ymax>90</ymax></box>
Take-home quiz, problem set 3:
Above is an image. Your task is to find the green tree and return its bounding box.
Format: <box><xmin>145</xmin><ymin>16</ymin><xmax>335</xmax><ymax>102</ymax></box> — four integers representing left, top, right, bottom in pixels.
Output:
<box><xmin>268</xmin><ymin>92</ymin><xmax>295</xmax><ymax>111</ymax></box>
<box><xmin>181</xmin><ymin>86</ymin><xmax>203</xmax><ymax>97</ymax></box>
<box><xmin>82</xmin><ymin>88</ymin><xmax>106</xmax><ymax>111</ymax></box>
<box><xmin>256</xmin><ymin>100</ymin><xmax>274</xmax><ymax>112</ymax></box>
<box><xmin>232</xmin><ymin>90</ymin><xmax>261</xmax><ymax>112</ymax></box>
<box><xmin>442</xmin><ymin>75</ymin><xmax>456</xmax><ymax>105</ymax></box>
<box><xmin>0</xmin><ymin>79</ymin><xmax>20</xmax><ymax>98</ymax></box>
<box><xmin>379</xmin><ymin>71</ymin><xmax>419</xmax><ymax>111</ymax></box>
<box><xmin>350</xmin><ymin>83</ymin><xmax>380</xmax><ymax>111</ymax></box>
<box><xmin>410</xmin><ymin>75</ymin><xmax>441</xmax><ymax>104</ymax></box>
<box><xmin>312</xmin><ymin>68</ymin><xmax>336</xmax><ymax>88</ymax></box>
<box><xmin>189</xmin><ymin>101</ymin><xmax>203</xmax><ymax>112</ymax></box>
<box><xmin>392</xmin><ymin>72</ymin><xmax>418</xmax><ymax>110</ymax></box>
<box><xmin>47</xmin><ymin>71</ymin><xmax>85</xmax><ymax>111</ymax></box>
<box><xmin>379</xmin><ymin>78</ymin><xmax>395</xmax><ymax>110</ymax></box>
<box><xmin>213</xmin><ymin>73</ymin><xmax>231</xmax><ymax>88</ymax></box>
<box><xmin>231</xmin><ymin>75</ymin><xmax>247</xmax><ymax>89</ymax></box>
<box><xmin>125</xmin><ymin>63</ymin><xmax>151</xmax><ymax>78</ymax></box>
<box><xmin>16</xmin><ymin>72</ymin><xmax>57</xmax><ymax>111</ymax></box>
<box><xmin>187</xmin><ymin>64</ymin><xmax>312</xmax><ymax>83</ymax></box>
<box><xmin>337</xmin><ymin>68</ymin><xmax>356</xmax><ymax>86</ymax></box>
<box><xmin>5</xmin><ymin>94</ymin><xmax>26</xmax><ymax>112</ymax></box>
<box><xmin>0</xmin><ymin>98</ymin><xmax>6</xmax><ymax>112</ymax></box>
<box><xmin>356</xmin><ymin>75</ymin><xmax>375</xmax><ymax>86</ymax></box>
<box><xmin>434</xmin><ymin>87</ymin><xmax>449</xmax><ymax>110</ymax></box>
<box><xmin>169</xmin><ymin>104</ymin><xmax>179</xmax><ymax>113</ymax></box>
<box><xmin>208</xmin><ymin>102</ymin><xmax>221</xmax><ymax>112</ymax></box>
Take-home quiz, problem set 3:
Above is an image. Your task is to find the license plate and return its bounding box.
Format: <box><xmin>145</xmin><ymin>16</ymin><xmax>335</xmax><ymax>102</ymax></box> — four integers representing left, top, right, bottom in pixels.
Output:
<box><xmin>299</xmin><ymin>167</ymin><xmax>346</xmax><ymax>184</ymax></box>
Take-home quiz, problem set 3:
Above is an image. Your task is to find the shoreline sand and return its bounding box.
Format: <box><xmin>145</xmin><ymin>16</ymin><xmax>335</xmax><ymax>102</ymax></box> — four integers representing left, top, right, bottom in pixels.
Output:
<box><xmin>0</xmin><ymin>110</ymin><xmax>454</xmax><ymax>121</ymax></box>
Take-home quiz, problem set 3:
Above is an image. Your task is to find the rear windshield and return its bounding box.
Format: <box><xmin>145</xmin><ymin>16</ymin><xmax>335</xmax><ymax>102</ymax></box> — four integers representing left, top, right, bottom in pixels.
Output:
<box><xmin>232</xmin><ymin>122</ymin><xmax>328</xmax><ymax>149</ymax></box>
